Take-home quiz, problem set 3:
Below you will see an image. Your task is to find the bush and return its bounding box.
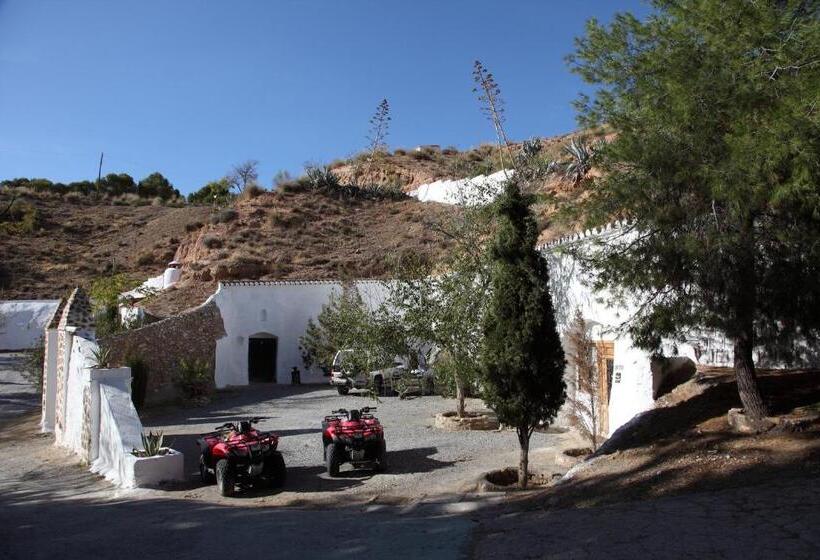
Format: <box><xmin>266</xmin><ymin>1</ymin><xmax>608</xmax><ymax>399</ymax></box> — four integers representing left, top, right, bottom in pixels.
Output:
<box><xmin>127</xmin><ymin>356</ymin><xmax>149</xmax><ymax>411</ymax></box>
<box><xmin>185</xmin><ymin>221</ymin><xmax>204</xmax><ymax>232</ymax></box>
<box><xmin>210</xmin><ymin>208</ymin><xmax>238</xmax><ymax>224</ymax></box>
<box><xmin>393</xmin><ymin>148</ymin><xmax>408</xmax><ymax>156</ymax></box>
<box><xmin>174</xmin><ymin>358</ymin><xmax>213</xmax><ymax>402</ymax></box>
<box><xmin>0</xmin><ymin>200</ymin><xmax>39</xmax><ymax>235</ymax></box>
<box><xmin>136</xmin><ymin>251</ymin><xmax>155</xmax><ymax>266</ymax></box>
<box><xmin>202</xmin><ymin>235</ymin><xmax>223</xmax><ymax>249</ymax></box>
<box><xmin>239</xmin><ymin>184</ymin><xmax>265</xmax><ymax>200</ymax></box>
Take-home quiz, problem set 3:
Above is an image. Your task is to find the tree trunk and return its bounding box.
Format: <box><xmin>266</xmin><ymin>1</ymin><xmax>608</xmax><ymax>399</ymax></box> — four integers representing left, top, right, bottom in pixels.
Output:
<box><xmin>517</xmin><ymin>428</ymin><xmax>530</xmax><ymax>489</ymax></box>
<box><xmin>731</xmin><ymin>219</ymin><xmax>768</xmax><ymax>422</ymax></box>
<box><xmin>734</xmin><ymin>335</ymin><xmax>768</xmax><ymax>420</ymax></box>
<box><xmin>455</xmin><ymin>378</ymin><xmax>466</xmax><ymax>418</ymax></box>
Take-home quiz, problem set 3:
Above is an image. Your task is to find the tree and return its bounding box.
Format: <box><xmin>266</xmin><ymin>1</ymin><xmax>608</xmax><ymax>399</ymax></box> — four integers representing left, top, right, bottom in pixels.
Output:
<box><xmin>568</xmin><ymin>0</ymin><xmax>820</xmax><ymax>421</ymax></box>
<box><xmin>99</xmin><ymin>173</ymin><xmax>136</xmax><ymax>196</ymax></box>
<box><xmin>188</xmin><ymin>178</ymin><xmax>234</xmax><ymax>206</ymax></box>
<box><xmin>300</xmin><ymin>285</ymin><xmax>408</xmax><ymax>381</ymax></box>
<box><xmin>481</xmin><ymin>180</ymin><xmax>566</xmax><ymax>488</ymax></box>
<box><xmin>566</xmin><ymin>309</ymin><xmax>602</xmax><ymax>451</ymax></box>
<box><xmin>388</xmin><ymin>181</ymin><xmax>496</xmax><ymax>417</ymax></box>
<box><xmin>229</xmin><ymin>160</ymin><xmax>260</xmax><ymax>193</ymax></box>
<box><xmin>137</xmin><ymin>172</ymin><xmax>178</xmax><ymax>200</ymax></box>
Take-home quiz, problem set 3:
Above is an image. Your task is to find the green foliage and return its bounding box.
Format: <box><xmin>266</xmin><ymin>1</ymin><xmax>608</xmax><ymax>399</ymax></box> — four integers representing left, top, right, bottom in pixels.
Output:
<box><xmin>481</xmin><ymin>180</ymin><xmax>566</xmax><ymax>488</ymax></box>
<box><xmin>90</xmin><ymin>273</ymin><xmax>134</xmax><ymax>337</ymax></box>
<box><xmin>137</xmin><ymin>172</ymin><xmax>179</xmax><ymax>200</ymax></box>
<box><xmin>188</xmin><ymin>178</ymin><xmax>234</xmax><ymax>206</ymax></box>
<box><xmin>127</xmin><ymin>356</ymin><xmax>149</xmax><ymax>411</ymax></box>
<box><xmin>133</xmin><ymin>431</ymin><xmax>166</xmax><ymax>457</ymax></box>
<box><xmin>21</xmin><ymin>337</ymin><xmax>45</xmax><ymax>392</ymax></box>
<box><xmin>303</xmin><ymin>164</ymin><xmax>406</xmax><ymax>201</ymax></box>
<box><xmin>568</xmin><ymin>0</ymin><xmax>820</xmax><ymax>418</ymax></box>
<box><xmin>174</xmin><ymin>358</ymin><xmax>213</xmax><ymax>401</ymax></box>
<box><xmin>388</xmin><ymin>175</ymin><xmax>498</xmax><ymax>416</ymax></box>
<box><xmin>299</xmin><ymin>285</ymin><xmax>409</xmax><ymax>378</ymax></box>
<box><xmin>0</xmin><ymin>199</ymin><xmax>39</xmax><ymax>235</ymax></box>
<box><xmin>90</xmin><ymin>345</ymin><xmax>113</xmax><ymax>369</ymax></box>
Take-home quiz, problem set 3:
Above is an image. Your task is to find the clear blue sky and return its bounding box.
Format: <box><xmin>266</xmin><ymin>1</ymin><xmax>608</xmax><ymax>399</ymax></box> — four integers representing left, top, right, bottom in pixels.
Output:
<box><xmin>0</xmin><ymin>0</ymin><xmax>648</xmax><ymax>194</ymax></box>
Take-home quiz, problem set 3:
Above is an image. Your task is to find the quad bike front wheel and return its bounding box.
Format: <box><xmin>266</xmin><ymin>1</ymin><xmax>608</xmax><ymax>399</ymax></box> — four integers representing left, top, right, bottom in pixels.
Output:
<box><xmin>216</xmin><ymin>459</ymin><xmax>235</xmax><ymax>497</ymax></box>
<box><xmin>264</xmin><ymin>452</ymin><xmax>287</xmax><ymax>489</ymax></box>
<box><xmin>337</xmin><ymin>386</ymin><xmax>350</xmax><ymax>395</ymax></box>
<box><xmin>199</xmin><ymin>454</ymin><xmax>215</xmax><ymax>484</ymax></box>
<box><xmin>326</xmin><ymin>442</ymin><xmax>342</xmax><ymax>477</ymax></box>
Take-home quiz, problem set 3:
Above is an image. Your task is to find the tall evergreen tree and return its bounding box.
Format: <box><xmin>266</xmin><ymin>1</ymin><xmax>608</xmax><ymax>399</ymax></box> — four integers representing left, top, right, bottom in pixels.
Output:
<box><xmin>568</xmin><ymin>0</ymin><xmax>820</xmax><ymax>421</ymax></box>
<box><xmin>481</xmin><ymin>180</ymin><xmax>566</xmax><ymax>488</ymax></box>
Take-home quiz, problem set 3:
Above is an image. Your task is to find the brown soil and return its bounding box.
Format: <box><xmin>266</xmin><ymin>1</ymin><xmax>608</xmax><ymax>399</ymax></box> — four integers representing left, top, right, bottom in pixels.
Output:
<box><xmin>526</xmin><ymin>368</ymin><xmax>820</xmax><ymax>510</ymax></box>
<box><xmin>144</xmin><ymin>185</ymin><xmax>456</xmax><ymax>315</ymax></box>
<box><xmin>0</xmin><ymin>190</ymin><xmax>211</xmax><ymax>300</ymax></box>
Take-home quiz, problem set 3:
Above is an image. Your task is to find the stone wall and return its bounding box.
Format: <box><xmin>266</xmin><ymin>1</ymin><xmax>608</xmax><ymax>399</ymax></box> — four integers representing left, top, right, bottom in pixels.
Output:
<box><xmin>103</xmin><ymin>301</ymin><xmax>226</xmax><ymax>405</ymax></box>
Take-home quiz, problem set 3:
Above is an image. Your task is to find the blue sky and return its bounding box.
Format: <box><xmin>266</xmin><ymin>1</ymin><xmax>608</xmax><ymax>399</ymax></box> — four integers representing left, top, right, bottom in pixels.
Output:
<box><xmin>0</xmin><ymin>0</ymin><xmax>648</xmax><ymax>194</ymax></box>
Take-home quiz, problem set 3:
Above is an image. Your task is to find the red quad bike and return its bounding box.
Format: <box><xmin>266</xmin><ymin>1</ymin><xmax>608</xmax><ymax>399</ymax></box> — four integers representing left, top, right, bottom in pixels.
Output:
<box><xmin>197</xmin><ymin>418</ymin><xmax>286</xmax><ymax>496</ymax></box>
<box><xmin>322</xmin><ymin>407</ymin><xmax>388</xmax><ymax>477</ymax></box>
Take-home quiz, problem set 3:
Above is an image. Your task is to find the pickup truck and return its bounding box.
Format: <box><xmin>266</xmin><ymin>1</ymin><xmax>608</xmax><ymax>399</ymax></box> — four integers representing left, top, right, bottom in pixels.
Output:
<box><xmin>329</xmin><ymin>349</ymin><xmax>435</xmax><ymax>396</ymax></box>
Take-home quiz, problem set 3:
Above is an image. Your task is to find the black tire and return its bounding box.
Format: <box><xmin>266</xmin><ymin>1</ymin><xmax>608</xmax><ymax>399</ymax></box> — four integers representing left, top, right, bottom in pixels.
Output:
<box><xmin>326</xmin><ymin>442</ymin><xmax>343</xmax><ymax>477</ymax></box>
<box><xmin>215</xmin><ymin>459</ymin><xmax>235</xmax><ymax>497</ymax></box>
<box><xmin>264</xmin><ymin>452</ymin><xmax>287</xmax><ymax>489</ymax></box>
<box><xmin>199</xmin><ymin>453</ymin><xmax>215</xmax><ymax>484</ymax></box>
<box><xmin>374</xmin><ymin>376</ymin><xmax>384</xmax><ymax>397</ymax></box>
<box><xmin>374</xmin><ymin>440</ymin><xmax>388</xmax><ymax>472</ymax></box>
<box><xmin>337</xmin><ymin>386</ymin><xmax>350</xmax><ymax>395</ymax></box>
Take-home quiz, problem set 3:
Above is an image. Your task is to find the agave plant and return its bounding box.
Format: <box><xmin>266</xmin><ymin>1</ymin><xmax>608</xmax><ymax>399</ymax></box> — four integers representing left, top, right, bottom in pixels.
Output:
<box><xmin>134</xmin><ymin>431</ymin><xmax>165</xmax><ymax>457</ymax></box>
<box><xmin>90</xmin><ymin>345</ymin><xmax>113</xmax><ymax>369</ymax></box>
<box><xmin>562</xmin><ymin>138</ymin><xmax>594</xmax><ymax>186</ymax></box>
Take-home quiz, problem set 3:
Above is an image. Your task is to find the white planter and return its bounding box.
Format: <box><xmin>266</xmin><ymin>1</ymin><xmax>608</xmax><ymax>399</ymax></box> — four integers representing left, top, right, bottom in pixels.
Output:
<box><xmin>128</xmin><ymin>448</ymin><xmax>185</xmax><ymax>487</ymax></box>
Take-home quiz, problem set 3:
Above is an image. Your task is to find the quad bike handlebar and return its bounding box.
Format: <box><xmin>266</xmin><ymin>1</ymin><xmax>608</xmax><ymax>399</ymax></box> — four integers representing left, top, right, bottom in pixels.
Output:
<box><xmin>213</xmin><ymin>418</ymin><xmax>262</xmax><ymax>432</ymax></box>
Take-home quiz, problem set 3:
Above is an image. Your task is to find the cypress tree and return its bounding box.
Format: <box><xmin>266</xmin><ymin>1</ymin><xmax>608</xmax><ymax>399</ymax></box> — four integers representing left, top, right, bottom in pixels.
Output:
<box><xmin>481</xmin><ymin>180</ymin><xmax>566</xmax><ymax>488</ymax></box>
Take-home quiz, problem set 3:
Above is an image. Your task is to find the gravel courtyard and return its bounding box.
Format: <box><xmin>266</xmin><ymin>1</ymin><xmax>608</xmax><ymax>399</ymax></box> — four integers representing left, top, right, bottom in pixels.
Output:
<box><xmin>141</xmin><ymin>383</ymin><xmax>581</xmax><ymax>506</ymax></box>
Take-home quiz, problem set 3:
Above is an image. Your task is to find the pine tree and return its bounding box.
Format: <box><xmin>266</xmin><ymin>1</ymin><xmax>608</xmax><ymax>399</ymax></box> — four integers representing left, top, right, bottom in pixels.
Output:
<box><xmin>568</xmin><ymin>0</ymin><xmax>820</xmax><ymax>421</ymax></box>
<box><xmin>481</xmin><ymin>180</ymin><xmax>566</xmax><ymax>488</ymax></box>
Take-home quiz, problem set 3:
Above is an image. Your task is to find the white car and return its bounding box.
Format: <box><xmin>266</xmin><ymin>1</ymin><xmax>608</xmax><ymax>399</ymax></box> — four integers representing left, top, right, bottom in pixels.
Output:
<box><xmin>329</xmin><ymin>350</ymin><xmax>434</xmax><ymax>396</ymax></box>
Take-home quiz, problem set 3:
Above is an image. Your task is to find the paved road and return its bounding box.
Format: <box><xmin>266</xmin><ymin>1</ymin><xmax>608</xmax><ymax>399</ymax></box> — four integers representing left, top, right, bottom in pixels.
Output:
<box><xmin>0</xmin><ymin>353</ymin><xmax>39</xmax><ymax>422</ymax></box>
<box><xmin>473</xmin><ymin>475</ymin><xmax>820</xmax><ymax>559</ymax></box>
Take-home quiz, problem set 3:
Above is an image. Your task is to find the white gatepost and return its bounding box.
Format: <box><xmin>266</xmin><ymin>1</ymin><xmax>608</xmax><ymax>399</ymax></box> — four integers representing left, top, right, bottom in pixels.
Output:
<box><xmin>87</xmin><ymin>367</ymin><xmax>131</xmax><ymax>462</ymax></box>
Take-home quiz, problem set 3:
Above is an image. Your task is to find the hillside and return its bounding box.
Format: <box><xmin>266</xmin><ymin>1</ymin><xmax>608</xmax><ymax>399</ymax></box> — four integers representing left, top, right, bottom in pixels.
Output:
<box><xmin>1</xmin><ymin>131</ymin><xmax>593</xmax><ymax>314</ymax></box>
<box><xmin>143</xmin><ymin>184</ymin><xmax>455</xmax><ymax>315</ymax></box>
<box><xmin>0</xmin><ymin>190</ymin><xmax>210</xmax><ymax>300</ymax></box>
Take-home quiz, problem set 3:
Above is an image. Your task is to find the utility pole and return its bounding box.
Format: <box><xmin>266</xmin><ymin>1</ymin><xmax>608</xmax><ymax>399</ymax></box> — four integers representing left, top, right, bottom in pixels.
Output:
<box><xmin>96</xmin><ymin>152</ymin><xmax>104</xmax><ymax>191</ymax></box>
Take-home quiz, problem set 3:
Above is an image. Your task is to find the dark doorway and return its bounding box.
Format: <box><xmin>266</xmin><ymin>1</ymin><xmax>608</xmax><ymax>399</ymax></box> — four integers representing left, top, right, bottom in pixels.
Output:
<box><xmin>248</xmin><ymin>336</ymin><xmax>277</xmax><ymax>382</ymax></box>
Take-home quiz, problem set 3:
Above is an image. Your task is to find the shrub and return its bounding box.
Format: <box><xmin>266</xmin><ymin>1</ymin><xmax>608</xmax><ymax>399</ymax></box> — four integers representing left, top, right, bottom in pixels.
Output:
<box><xmin>202</xmin><ymin>235</ymin><xmax>223</xmax><ymax>249</ymax></box>
<box><xmin>127</xmin><ymin>356</ymin><xmax>149</xmax><ymax>411</ymax></box>
<box><xmin>174</xmin><ymin>358</ymin><xmax>213</xmax><ymax>402</ymax></box>
<box><xmin>239</xmin><ymin>184</ymin><xmax>265</xmax><ymax>200</ymax></box>
<box><xmin>185</xmin><ymin>221</ymin><xmax>204</xmax><ymax>232</ymax></box>
<box><xmin>393</xmin><ymin>148</ymin><xmax>408</xmax><ymax>156</ymax></box>
<box><xmin>64</xmin><ymin>191</ymin><xmax>83</xmax><ymax>204</ymax></box>
<box><xmin>442</xmin><ymin>146</ymin><xmax>460</xmax><ymax>155</ymax></box>
<box><xmin>0</xmin><ymin>200</ymin><xmax>39</xmax><ymax>234</ymax></box>
<box><xmin>210</xmin><ymin>208</ymin><xmax>238</xmax><ymax>224</ymax></box>
<box><xmin>136</xmin><ymin>251</ymin><xmax>155</xmax><ymax>266</ymax></box>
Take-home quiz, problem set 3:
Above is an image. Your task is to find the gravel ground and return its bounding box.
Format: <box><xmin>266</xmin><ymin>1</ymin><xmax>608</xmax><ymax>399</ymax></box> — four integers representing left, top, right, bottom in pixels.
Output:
<box><xmin>141</xmin><ymin>384</ymin><xmax>581</xmax><ymax>506</ymax></box>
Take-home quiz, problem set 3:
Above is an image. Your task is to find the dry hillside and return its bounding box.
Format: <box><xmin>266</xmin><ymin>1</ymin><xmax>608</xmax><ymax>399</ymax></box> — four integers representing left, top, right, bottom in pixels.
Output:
<box><xmin>1</xmin><ymin>130</ymin><xmax>596</xmax><ymax>313</ymax></box>
<box><xmin>0</xmin><ymin>190</ymin><xmax>210</xmax><ymax>300</ymax></box>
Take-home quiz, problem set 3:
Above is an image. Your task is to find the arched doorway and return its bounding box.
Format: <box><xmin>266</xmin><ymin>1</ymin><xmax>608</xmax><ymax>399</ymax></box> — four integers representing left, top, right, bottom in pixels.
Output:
<box><xmin>248</xmin><ymin>333</ymin><xmax>278</xmax><ymax>383</ymax></box>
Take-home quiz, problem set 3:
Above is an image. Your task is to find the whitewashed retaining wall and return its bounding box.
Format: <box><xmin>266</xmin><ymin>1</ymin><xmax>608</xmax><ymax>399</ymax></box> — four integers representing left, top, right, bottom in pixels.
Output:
<box><xmin>0</xmin><ymin>299</ymin><xmax>60</xmax><ymax>350</ymax></box>
<box><xmin>408</xmin><ymin>170</ymin><xmax>512</xmax><ymax>205</ymax></box>
<box><xmin>210</xmin><ymin>280</ymin><xmax>389</xmax><ymax>387</ymax></box>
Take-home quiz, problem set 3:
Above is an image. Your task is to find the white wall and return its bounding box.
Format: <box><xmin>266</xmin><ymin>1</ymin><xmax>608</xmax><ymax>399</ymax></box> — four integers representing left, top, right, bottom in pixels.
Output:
<box><xmin>408</xmin><ymin>170</ymin><xmax>512</xmax><ymax>205</ymax></box>
<box><xmin>0</xmin><ymin>300</ymin><xmax>60</xmax><ymax>350</ymax></box>
<box><xmin>211</xmin><ymin>281</ymin><xmax>389</xmax><ymax>387</ymax></box>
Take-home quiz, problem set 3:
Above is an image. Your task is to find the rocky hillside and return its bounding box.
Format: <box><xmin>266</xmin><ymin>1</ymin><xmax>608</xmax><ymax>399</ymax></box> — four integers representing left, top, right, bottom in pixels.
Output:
<box><xmin>1</xmin><ymin>130</ymin><xmax>596</xmax><ymax>314</ymax></box>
